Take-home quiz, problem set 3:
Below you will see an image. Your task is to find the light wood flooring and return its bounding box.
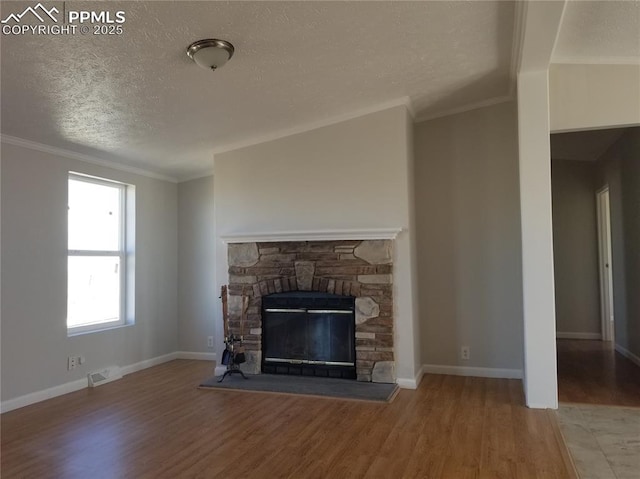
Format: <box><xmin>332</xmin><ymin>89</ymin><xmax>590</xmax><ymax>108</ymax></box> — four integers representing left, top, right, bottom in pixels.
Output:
<box><xmin>1</xmin><ymin>360</ymin><xmax>574</xmax><ymax>478</ymax></box>
<box><xmin>557</xmin><ymin>339</ymin><xmax>640</xmax><ymax>407</ymax></box>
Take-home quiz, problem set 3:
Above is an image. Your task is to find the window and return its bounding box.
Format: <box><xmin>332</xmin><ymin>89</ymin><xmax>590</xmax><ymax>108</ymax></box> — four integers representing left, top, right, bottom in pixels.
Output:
<box><xmin>67</xmin><ymin>173</ymin><xmax>133</xmax><ymax>334</ymax></box>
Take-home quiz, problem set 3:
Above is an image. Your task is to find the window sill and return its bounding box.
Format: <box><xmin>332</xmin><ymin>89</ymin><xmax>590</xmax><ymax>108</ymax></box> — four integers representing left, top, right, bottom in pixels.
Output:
<box><xmin>67</xmin><ymin>322</ymin><xmax>134</xmax><ymax>338</ymax></box>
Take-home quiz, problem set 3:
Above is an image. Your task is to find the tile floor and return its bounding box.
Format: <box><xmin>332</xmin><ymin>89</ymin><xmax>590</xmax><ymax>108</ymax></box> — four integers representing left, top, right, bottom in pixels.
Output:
<box><xmin>557</xmin><ymin>404</ymin><xmax>640</xmax><ymax>479</ymax></box>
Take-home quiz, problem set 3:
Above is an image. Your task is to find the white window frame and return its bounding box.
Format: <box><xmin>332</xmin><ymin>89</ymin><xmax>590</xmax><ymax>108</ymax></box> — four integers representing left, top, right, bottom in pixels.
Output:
<box><xmin>67</xmin><ymin>172</ymin><xmax>130</xmax><ymax>335</ymax></box>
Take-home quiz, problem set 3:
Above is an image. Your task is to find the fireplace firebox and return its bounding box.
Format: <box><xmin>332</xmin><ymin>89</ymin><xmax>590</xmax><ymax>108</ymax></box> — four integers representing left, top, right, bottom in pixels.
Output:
<box><xmin>262</xmin><ymin>292</ymin><xmax>356</xmax><ymax>379</ymax></box>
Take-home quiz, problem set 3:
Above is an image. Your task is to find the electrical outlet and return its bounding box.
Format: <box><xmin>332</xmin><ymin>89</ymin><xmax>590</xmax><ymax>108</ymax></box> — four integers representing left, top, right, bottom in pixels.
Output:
<box><xmin>207</xmin><ymin>336</ymin><xmax>214</xmax><ymax>348</ymax></box>
<box><xmin>68</xmin><ymin>356</ymin><xmax>77</xmax><ymax>370</ymax></box>
<box><xmin>461</xmin><ymin>346</ymin><xmax>470</xmax><ymax>361</ymax></box>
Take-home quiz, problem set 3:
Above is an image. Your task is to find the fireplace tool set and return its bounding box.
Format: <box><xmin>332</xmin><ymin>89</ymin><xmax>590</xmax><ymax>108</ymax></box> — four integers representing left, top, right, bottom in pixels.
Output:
<box><xmin>218</xmin><ymin>285</ymin><xmax>249</xmax><ymax>383</ymax></box>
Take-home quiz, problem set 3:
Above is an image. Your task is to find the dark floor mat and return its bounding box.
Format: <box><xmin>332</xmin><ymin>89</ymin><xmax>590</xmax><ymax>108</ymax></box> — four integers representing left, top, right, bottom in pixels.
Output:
<box><xmin>199</xmin><ymin>373</ymin><xmax>398</xmax><ymax>402</ymax></box>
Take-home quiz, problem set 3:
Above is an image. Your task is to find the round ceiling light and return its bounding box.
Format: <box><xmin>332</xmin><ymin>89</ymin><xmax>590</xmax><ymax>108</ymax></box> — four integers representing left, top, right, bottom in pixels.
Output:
<box><xmin>186</xmin><ymin>39</ymin><xmax>235</xmax><ymax>71</ymax></box>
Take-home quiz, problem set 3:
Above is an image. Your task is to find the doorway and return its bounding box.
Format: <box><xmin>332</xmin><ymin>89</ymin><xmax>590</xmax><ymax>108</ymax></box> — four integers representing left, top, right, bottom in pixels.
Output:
<box><xmin>552</xmin><ymin>127</ymin><xmax>640</xmax><ymax>408</ymax></box>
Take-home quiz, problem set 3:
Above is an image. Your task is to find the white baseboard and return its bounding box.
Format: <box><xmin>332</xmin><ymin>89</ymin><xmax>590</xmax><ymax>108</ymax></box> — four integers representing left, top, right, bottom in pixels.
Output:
<box><xmin>527</xmin><ymin>401</ymin><xmax>558</xmax><ymax>410</ymax></box>
<box><xmin>120</xmin><ymin>352</ymin><xmax>179</xmax><ymax>376</ymax></box>
<box><xmin>396</xmin><ymin>364</ymin><xmax>425</xmax><ymax>389</ymax></box>
<box><xmin>175</xmin><ymin>351</ymin><xmax>217</xmax><ymax>361</ymax></box>
<box><xmin>0</xmin><ymin>378</ymin><xmax>88</xmax><ymax>414</ymax></box>
<box><xmin>422</xmin><ymin>364</ymin><xmax>523</xmax><ymax>379</ymax></box>
<box><xmin>556</xmin><ymin>332</ymin><xmax>602</xmax><ymax>340</ymax></box>
<box><xmin>1</xmin><ymin>350</ymin><xmax>217</xmax><ymax>414</ymax></box>
<box><xmin>615</xmin><ymin>343</ymin><xmax>640</xmax><ymax>368</ymax></box>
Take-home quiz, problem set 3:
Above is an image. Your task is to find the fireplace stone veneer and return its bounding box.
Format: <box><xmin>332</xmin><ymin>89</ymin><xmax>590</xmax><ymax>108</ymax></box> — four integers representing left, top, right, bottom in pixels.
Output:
<box><xmin>226</xmin><ymin>239</ymin><xmax>395</xmax><ymax>383</ymax></box>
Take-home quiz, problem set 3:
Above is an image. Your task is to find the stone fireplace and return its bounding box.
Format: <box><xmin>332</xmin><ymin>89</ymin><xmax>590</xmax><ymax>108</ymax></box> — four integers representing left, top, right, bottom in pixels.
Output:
<box><xmin>226</xmin><ymin>239</ymin><xmax>395</xmax><ymax>383</ymax></box>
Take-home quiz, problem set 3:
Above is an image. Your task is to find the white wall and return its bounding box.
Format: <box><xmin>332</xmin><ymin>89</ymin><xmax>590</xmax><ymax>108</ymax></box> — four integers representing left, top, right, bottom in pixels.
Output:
<box><xmin>1</xmin><ymin>142</ymin><xmax>178</xmax><ymax>403</ymax></box>
<box><xmin>177</xmin><ymin>176</ymin><xmax>216</xmax><ymax>353</ymax></box>
<box><xmin>517</xmin><ymin>70</ymin><xmax>558</xmax><ymax>409</ymax></box>
<box><xmin>551</xmin><ymin>160</ymin><xmax>601</xmax><ymax>336</ymax></box>
<box><xmin>414</xmin><ymin>101</ymin><xmax>524</xmax><ymax>373</ymax></box>
<box><xmin>213</xmin><ymin>105</ymin><xmax>420</xmax><ymax>384</ymax></box>
<box><xmin>405</xmin><ymin>109</ymin><xmax>421</xmax><ymax>376</ymax></box>
<box><xmin>550</xmin><ymin>64</ymin><xmax>640</xmax><ymax>133</ymax></box>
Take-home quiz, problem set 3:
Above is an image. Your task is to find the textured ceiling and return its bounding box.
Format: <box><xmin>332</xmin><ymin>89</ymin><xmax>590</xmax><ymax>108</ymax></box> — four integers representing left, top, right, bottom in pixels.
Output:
<box><xmin>1</xmin><ymin>1</ymin><xmax>515</xmax><ymax>179</ymax></box>
<box><xmin>550</xmin><ymin>127</ymin><xmax>630</xmax><ymax>162</ymax></box>
<box><xmin>553</xmin><ymin>0</ymin><xmax>640</xmax><ymax>63</ymax></box>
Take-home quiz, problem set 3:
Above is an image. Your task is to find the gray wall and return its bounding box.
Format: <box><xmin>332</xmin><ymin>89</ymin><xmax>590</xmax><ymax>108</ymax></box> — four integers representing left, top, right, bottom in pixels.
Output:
<box><xmin>551</xmin><ymin>160</ymin><xmax>601</xmax><ymax>335</ymax></box>
<box><xmin>414</xmin><ymin>101</ymin><xmax>524</xmax><ymax>371</ymax></box>
<box><xmin>177</xmin><ymin>176</ymin><xmax>216</xmax><ymax>353</ymax></box>
<box><xmin>597</xmin><ymin>128</ymin><xmax>640</xmax><ymax>358</ymax></box>
<box><xmin>1</xmin><ymin>142</ymin><xmax>178</xmax><ymax>401</ymax></box>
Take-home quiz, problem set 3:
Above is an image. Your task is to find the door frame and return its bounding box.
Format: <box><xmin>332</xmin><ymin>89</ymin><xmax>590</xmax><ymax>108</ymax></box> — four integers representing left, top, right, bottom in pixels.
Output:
<box><xmin>596</xmin><ymin>185</ymin><xmax>615</xmax><ymax>342</ymax></box>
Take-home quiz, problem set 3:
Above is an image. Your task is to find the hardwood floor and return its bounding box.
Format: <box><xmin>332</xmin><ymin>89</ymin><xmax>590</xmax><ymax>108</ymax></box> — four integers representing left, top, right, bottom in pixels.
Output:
<box><xmin>1</xmin><ymin>360</ymin><xmax>573</xmax><ymax>478</ymax></box>
<box><xmin>557</xmin><ymin>339</ymin><xmax>640</xmax><ymax>407</ymax></box>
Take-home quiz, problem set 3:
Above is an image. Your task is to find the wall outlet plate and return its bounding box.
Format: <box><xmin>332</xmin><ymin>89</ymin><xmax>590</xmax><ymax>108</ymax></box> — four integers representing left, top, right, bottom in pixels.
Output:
<box><xmin>68</xmin><ymin>356</ymin><xmax>77</xmax><ymax>370</ymax></box>
<box><xmin>207</xmin><ymin>336</ymin><xmax>214</xmax><ymax>348</ymax></box>
<box><xmin>461</xmin><ymin>346</ymin><xmax>470</xmax><ymax>360</ymax></box>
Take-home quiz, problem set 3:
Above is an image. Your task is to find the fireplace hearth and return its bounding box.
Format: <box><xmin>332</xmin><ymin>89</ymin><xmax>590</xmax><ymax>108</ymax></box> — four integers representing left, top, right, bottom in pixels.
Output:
<box><xmin>262</xmin><ymin>291</ymin><xmax>356</xmax><ymax>379</ymax></box>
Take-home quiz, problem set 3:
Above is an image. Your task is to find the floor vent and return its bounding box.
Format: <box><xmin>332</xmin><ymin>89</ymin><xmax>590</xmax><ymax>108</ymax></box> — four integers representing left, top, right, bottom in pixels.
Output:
<box><xmin>88</xmin><ymin>366</ymin><xmax>122</xmax><ymax>387</ymax></box>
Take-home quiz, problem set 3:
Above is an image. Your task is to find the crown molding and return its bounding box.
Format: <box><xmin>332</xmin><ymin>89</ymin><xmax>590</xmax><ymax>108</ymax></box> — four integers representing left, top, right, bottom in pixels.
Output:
<box><xmin>550</xmin><ymin>122</ymin><xmax>640</xmax><ymax>135</ymax></box>
<box><xmin>404</xmin><ymin>97</ymin><xmax>416</xmax><ymax>120</ymax></box>
<box><xmin>509</xmin><ymin>0</ymin><xmax>527</xmax><ymax>96</ymax></box>
<box><xmin>212</xmin><ymin>97</ymin><xmax>415</xmax><ymax>156</ymax></box>
<box><xmin>415</xmin><ymin>95</ymin><xmax>514</xmax><ymax>124</ymax></box>
<box><xmin>549</xmin><ymin>1</ymin><xmax>569</xmax><ymax>69</ymax></box>
<box><xmin>518</xmin><ymin>0</ymin><xmax>567</xmax><ymax>72</ymax></box>
<box><xmin>551</xmin><ymin>57</ymin><xmax>640</xmax><ymax>66</ymax></box>
<box><xmin>0</xmin><ymin>134</ymin><xmax>178</xmax><ymax>183</ymax></box>
<box><xmin>177</xmin><ymin>170</ymin><xmax>215</xmax><ymax>183</ymax></box>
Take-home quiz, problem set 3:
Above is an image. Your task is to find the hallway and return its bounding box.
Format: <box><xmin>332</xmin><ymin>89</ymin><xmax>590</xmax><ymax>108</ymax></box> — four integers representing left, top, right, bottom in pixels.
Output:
<box><xmin>557</xmin><ymin>339</ymin><xmax>640</xmax><ymax>407</ymax></box>
<box><xmin>556</xmin><ymin>340</ymin><xmax>640</xmax><ymax>478</ymax></box>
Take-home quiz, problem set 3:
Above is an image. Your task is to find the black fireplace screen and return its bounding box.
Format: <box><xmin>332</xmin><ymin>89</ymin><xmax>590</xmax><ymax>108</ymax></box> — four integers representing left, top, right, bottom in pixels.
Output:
<box><xmin>262</xmin><ymin>292</ymin><xmax>356</xmax><ymax>379</ymax></box>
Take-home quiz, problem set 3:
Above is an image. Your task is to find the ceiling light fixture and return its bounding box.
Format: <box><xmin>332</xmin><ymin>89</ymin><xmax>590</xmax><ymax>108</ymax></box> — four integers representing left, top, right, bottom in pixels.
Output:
<box><xmin>186</xmin><ymin>39</ymin><xmax>235</xmax><ymax>71</ymax></box>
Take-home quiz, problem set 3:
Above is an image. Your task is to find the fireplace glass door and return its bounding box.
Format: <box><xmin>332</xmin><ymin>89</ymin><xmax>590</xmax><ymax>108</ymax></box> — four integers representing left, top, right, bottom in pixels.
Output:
<box><xmin>262</xmin><ymin>292</ymin><xmax>356</xmax><ymax>379</ymax></box>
